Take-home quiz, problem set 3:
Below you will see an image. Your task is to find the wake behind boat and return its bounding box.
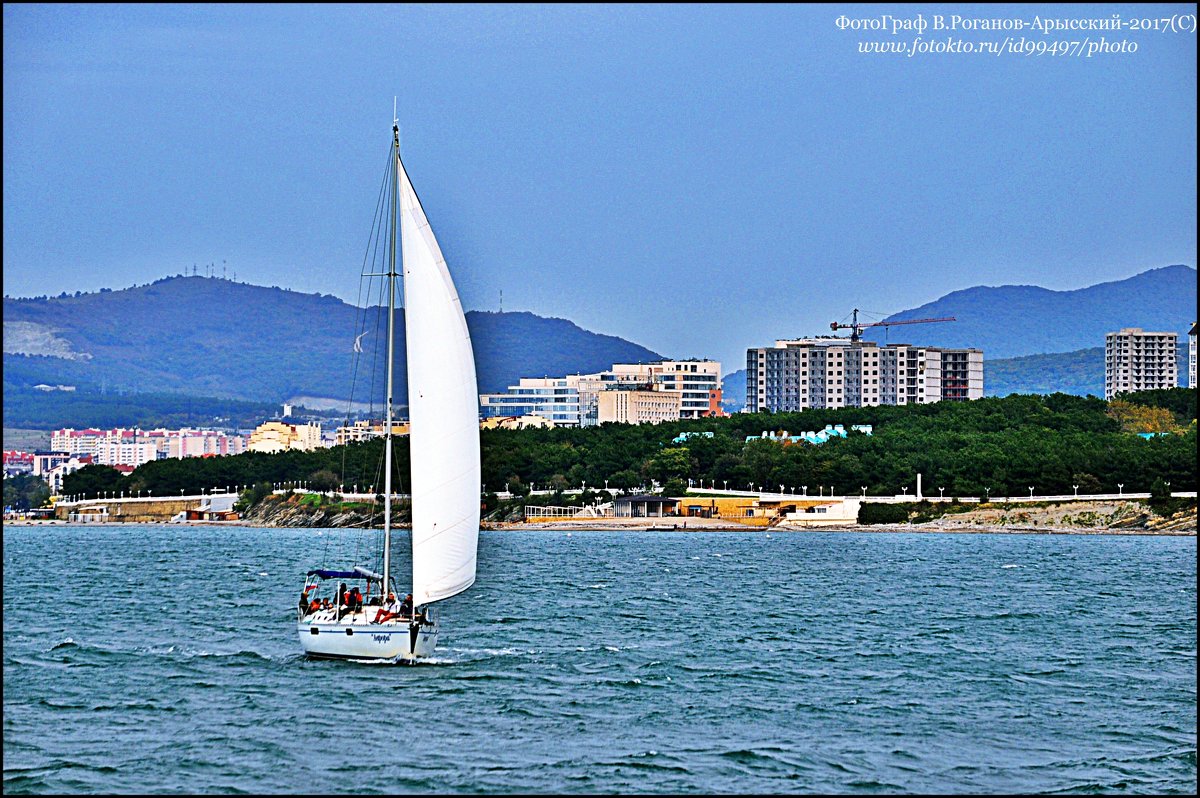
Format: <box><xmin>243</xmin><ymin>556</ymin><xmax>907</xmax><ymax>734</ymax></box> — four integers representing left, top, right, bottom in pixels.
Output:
<box><xmin>295</xmin><ymin>115</ymin><xmax>481</xmax><ymax>663</ymax></box>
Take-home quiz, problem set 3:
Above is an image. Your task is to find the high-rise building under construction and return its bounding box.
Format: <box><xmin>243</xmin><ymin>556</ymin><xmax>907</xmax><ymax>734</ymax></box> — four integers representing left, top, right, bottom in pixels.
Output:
<box><xmin>745</xmin><ymin>338</ymin><xmax>983</xmax><ymax>413</ymax></box>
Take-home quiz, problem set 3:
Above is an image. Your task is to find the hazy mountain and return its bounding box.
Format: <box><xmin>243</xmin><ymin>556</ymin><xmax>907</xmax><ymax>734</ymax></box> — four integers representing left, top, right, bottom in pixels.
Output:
<box><xmin>2</xmin><ymin>276</ymin><xmax>664</xmax><ymax>404</ymax></box>
<box><xmin>862</xmin><ymin>265</ymin><xmax>1196</xmax><ymax>358</ymax></box>
<box><xmin>984</xmin><ymin>342</ymin><xmax>1189</xmax><ymax>398</ymax></box>
<box><xmin>721</xmin><ymin>370</ymin><xmax>746</xmax><ymax>413</ymax></box>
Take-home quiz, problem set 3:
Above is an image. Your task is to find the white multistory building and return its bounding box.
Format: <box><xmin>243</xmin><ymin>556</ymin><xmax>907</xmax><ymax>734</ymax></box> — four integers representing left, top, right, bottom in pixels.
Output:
<box><xmin>94</xmin><ymin>441</ymin><xmax>158</xmax><ymax>468</ymax></box>
<box><xmin>1104</xmin><ymin>327</ymin><xmax>1178</xmax><ymax>400</ymax></box>
<box><xmin>51</xmin><ymin>428</ymin><xmax>246</xmax><ymax>461</ymax></box>
<box><xmin>745</xmin><ymin>338</ymin><xmax>983</xmax><ymax>412</ymax></box>
<box><xmin>480</xmin><ymin>360</ymin><xmax>721</xmax><ymax>427</ymax></box>
<box><xmin>1189</xmin><ymin>322</ymin><xmax>1196</xmax><ymax>389</ymax></box>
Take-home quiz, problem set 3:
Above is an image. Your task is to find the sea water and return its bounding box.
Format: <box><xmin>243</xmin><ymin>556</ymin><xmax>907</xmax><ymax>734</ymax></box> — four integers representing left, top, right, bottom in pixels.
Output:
<box><xmin>3</xmin><ymin>525</ymin><xmax>1195</xmax><ymax>794</ymax></box>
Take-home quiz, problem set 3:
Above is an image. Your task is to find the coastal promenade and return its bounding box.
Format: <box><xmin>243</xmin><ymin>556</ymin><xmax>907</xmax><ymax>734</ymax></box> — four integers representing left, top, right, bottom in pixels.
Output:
<box><xmin>24</xmin><ymin>488</ymin><xmax>1195</xmax><ymax>533</ymax></box>
<box><xmin>659</xmin><ymin>487</ymin><xmax>1197</xmax><ymax>503</ymax></box>
<box><xmin>48</xmin><ymin>492</ymin><xmax>240</xmax><ymax>523</ymax></box>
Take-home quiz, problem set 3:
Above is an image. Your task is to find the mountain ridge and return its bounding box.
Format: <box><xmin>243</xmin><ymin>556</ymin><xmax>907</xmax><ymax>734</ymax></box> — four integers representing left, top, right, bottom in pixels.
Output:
<box><xmin>2</xmin><ymin>276</ymin><xmax>665</xmax><ymax>403</ymax></box>
<box><xmin>863</xmin><ymin>264</ymin><xmax>1195</xmax><ymax>357</ymax></box>
<box><xmin>5</xmin><ymin>265</ymin><xmax>1195</xmax><ymax>417</ymax></box>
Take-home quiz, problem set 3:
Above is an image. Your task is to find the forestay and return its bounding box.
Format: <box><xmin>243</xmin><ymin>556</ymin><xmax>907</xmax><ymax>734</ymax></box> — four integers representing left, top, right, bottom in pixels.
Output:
<box><xmin>399</xmin><ymin>156</ymin><xmax>481</xmax><ymax>607</ymax></box>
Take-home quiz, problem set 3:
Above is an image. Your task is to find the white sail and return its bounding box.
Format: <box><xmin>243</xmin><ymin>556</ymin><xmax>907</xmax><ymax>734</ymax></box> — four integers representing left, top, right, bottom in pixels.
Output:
<box><xmin>399</xmin><ymin>157</ymin><xmax>480</xmax><ymax>607</ymax></box>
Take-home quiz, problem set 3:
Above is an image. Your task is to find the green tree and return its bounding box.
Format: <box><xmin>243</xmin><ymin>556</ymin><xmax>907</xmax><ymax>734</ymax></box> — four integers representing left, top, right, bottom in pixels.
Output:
<box><xmin>1072</xmin><ymin>472</ymin><xmax>1103</xmax><ymax>495</ymax></box>
<box><xmin>642</xmin><ymin>447</ymin><xmax>694</xmax><ymax>484</ymax></box>
<box><xmin>235</xmin><ymin>481</ymin><xmax>275</xmax><ymax>512</ymax></box>
<box><xmin>61</xmin><ymin>464</ymin><xmax>127</xmax><ymax>499</ymax></box>
<box><xmin>660</xmin><ymin>478</ymin><xmax>688</xmax><ymax>498</ymax></box>
<box><xmin>4</xmin><ymin>474</ymin><xmax>51</xmax><ymax>510</ymax></box>
<box><xmin>308</xmin><ymin>469</ymin><xmax>340</xmax><ymax>493</ymax></box>
<box><xmin>609</xmin><ymin>469</ymin><xmax>640</xmax><ymax>494</ymax></box>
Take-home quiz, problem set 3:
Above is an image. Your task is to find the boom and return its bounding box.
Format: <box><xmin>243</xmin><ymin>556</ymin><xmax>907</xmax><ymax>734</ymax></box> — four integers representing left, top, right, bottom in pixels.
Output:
<box><xmin>831</xmin><ymin>309</ymin><xmax>956</xmax><ymax>342</ymax></box>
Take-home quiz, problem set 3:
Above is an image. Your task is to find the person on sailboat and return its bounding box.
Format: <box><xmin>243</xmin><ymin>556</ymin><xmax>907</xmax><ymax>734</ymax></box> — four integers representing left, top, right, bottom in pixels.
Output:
<box><xmin>372</xmin><ymin>592</ymin><xmax>403</xmax><ymax>624</ymax></box>
<box><xmin>400</xmin><ymin>593</ymin><xmax>413</xmax><ymax>618</ymax></box>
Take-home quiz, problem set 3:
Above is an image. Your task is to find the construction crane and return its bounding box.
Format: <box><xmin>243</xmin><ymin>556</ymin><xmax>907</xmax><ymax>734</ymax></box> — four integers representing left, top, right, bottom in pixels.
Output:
<box><xmin>830</xmin><ymin>308</ymin><xmax>956</xmax><ymax>342</ymax></box>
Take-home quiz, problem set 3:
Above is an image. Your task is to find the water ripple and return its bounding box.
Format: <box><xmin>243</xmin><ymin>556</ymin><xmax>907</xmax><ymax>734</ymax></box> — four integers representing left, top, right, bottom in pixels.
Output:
<box><xmin>3</xmin><ymin>525</ymin><xmax>1195</xmax><ymax>794</ymax></box>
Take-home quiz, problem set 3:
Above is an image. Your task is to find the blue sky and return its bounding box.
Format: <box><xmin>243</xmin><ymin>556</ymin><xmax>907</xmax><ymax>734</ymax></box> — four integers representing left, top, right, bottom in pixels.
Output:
<box><xmin>4</xmin><ymin>3</ymin><xmax>1196</xmax><ymax>372</ymax></box>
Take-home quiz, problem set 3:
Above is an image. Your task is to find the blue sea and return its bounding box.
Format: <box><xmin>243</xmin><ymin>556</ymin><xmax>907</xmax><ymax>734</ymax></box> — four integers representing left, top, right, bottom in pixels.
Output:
<box><xmin>3</xmin><ymin>525</ymin><xmax>1196</xmax><ymax>794</ymax></box>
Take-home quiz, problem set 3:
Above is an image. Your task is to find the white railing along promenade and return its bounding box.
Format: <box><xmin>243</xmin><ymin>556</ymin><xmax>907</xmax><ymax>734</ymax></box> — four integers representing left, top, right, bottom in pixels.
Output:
<box><xmin>56</xmin><ymin>491</ymin><xmax>241</xmax><ymax>507</ymax></box>
<box><xmin>56</xmin><ymin>487</ymin><xmax>1194</xmax><ymax>510</ymax></box>
<box><xmin>676</xmin><ymin>488</ymin><xmax>1196</xmax><ymax>503</ymax></box>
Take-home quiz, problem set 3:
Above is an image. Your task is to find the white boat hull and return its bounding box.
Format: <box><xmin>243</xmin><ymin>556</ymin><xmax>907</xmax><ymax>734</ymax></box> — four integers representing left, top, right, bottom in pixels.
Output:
<box><xmin>297</xmin><ymin>609</ymin><xmax>438</xmax><ymax>662</ymax></box>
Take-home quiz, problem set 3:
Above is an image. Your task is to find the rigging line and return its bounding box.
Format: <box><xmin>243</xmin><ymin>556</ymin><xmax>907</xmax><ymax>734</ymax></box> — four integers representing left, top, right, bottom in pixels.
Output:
<box><xmin>367</xmin><ymin>147</ymin><xmax>396</xmax><ymax>422</ymax></box>
<box><xmin>355</xmin><ymin>186</ymin><xmax>392</xmax><ymax>470</ymax></box>
<box><xmin>366</xmin><ymin>148</ymin><xmax>402</xmax><ymax>512</ymax></box>
<box><xmin>320</xmin><ymin>525</ymin><xmax>331</xmax><ymax>572</ymax></box>
<box><xmin>341</xmin><ymin>142</ymin><xmax>396</xmax><ymax>488</ymax></box>
<box><xmin>364</xmin><ymin>267</ymin><xmax>387</xmax><ymax>455</ymax></box>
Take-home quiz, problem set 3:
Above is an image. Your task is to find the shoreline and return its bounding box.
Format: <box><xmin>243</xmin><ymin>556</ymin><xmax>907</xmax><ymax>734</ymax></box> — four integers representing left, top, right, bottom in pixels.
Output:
<box><xmin>6</xmin><ymin>519</ymin><xmax>1194</xmax><ymax>536</ymax></box>
<box><xmin>486</xmin><ymin>521</ymin><xmax>1196</xmax><ymax>536</ymax></box>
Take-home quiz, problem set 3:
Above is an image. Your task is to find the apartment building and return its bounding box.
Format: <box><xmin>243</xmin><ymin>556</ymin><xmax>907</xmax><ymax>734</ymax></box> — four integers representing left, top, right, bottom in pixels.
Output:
<box><xmin>3</xmin><ymin>450</ymin><xmax>34</xmax><ymax>477</ymax></box>
<box><xmin>480</xmin><ymin>360</ymin><xmax>721</xmax><ymax>427</ymax></box>
<box><xmin>51</xmin><ymin>428</ymin><xmax>245</xmax><ymax>460</ymax></box>
<box><xmin>246</xmin><ymin>421</ymin><xmax>323</xmax><ymax>453</ymax></box>
<box><xmin>479</xmin><ymin>376</ymin><xmax>587</xmax><ymax>426</ymax></box>
<box><xmin>1189</xmin><ymin>322</ymin><xmax>1196</xmax><ymax>389</ymax></box>
<box><xmin>333</xmin><ymin>420</ymin><xmax>410</xmax><ymax>446</ymax></box>
<box><xmin>745</xmin><ymin>338</ymin><xmax>983</xmax><ymax>412</ymax></box>
<box><xmin>597</xmin><ymin>387</ymin><xmax>683</xmax><ymax>425</ymax></box>
<box><xmin>1104</xmin><ymin>327</ymin><xmax>1178</xmax><ymax>400</ymax></box>
<box><xmin>606</xmin><ymin>361</ymin><xmax>721</xmax><ymax>420</ymax></box>
<box><xmin>94</xmin><ymin>441</ymin><xmax>158</xmax><ymax>468</ymax></box>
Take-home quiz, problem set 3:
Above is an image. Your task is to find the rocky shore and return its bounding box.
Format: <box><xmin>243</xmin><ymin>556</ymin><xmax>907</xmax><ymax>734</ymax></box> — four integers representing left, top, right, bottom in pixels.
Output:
<box><xmin>236</xmin><ymin>495</ymin><xmax>401</xmax><ymax>528</ymax></box>
<box><xmin>97</xmin><ymin>493</ymin><xmax>1194</xmax><ymax>536</ymax></box>
<box><xmin>488</xmin><ymin>500</ymin><xmax>1196</xmax><ymax>536</ymax></box>
<box><xmin>893</xmin><ymin>499</ymin><xmax>1196</xmax><ymax>535</ymax></box>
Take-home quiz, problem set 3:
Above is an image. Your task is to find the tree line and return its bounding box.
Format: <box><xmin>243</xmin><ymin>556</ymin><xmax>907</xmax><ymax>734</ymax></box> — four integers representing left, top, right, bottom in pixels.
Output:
<box><xmin>61</xmin><ymin>390</ymin><xmax>1196</xmax><ymax>502</ymax></box>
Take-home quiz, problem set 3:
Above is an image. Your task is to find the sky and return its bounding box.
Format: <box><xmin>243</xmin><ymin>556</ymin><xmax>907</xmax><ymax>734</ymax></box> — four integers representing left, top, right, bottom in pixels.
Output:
<box><xmin>4</xmin><ymin>3</ymin><xmax>1197</xmax><ymax>373</ymax></box>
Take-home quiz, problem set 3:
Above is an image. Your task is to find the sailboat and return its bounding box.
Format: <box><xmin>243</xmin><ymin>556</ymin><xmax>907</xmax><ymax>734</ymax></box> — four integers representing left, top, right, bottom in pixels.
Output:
<box><xmin>295</xmin><ymin>118</ymin><xmax>481</xmax><ymax>662</ymax></box>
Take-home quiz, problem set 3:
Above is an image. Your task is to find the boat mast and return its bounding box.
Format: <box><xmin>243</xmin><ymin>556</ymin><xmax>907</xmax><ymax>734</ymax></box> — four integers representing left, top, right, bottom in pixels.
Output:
<box><xmin>382</xmin><ymin>118</ymin><xmax>400</xmax><ymax>598</ymax></box>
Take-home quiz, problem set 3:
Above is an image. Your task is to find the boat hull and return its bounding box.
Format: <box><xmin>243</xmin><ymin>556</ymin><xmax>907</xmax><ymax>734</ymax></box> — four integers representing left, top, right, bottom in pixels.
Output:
<box><xmin>297</xmin><ymin>613</ymin><xmax>438</xmax><ymax>662</ymax></box>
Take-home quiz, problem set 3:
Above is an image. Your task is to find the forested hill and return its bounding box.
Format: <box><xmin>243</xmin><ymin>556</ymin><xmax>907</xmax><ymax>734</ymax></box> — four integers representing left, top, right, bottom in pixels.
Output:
<box><xmin>862</xmin><ymin>264</ymin><xmax>1196</xmax><ymax>358</ymax></box>
<box><xmin>2</xmin><ymin>276</ymin><xmax>663</xmax><ymax>403</ymax></box>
